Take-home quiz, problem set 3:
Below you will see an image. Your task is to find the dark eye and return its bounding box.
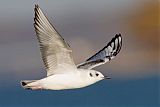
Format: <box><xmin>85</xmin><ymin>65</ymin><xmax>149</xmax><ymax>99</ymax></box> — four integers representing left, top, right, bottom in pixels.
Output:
<box><xmin>89</xmin><ymin>73</ymin><xmax>93</xmax><ymax>77</ymax></box>
<box><xmin>96</xmin><ymin>73</ymin><xmax>99</xmax><ymax>76</ymax></box>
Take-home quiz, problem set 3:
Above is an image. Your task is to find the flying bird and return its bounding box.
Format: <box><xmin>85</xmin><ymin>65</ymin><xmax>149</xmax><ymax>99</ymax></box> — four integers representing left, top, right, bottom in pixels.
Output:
<box><xmin>21</xmin><ymin>4</ymin><xmax>122</xmax><ymax>90</ymax></box>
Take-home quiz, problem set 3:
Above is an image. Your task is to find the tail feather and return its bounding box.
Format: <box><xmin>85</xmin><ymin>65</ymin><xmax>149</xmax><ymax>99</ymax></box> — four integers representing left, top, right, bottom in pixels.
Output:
<box><xmin>20</xmin><ymin>80</ymin><xmax>38</xmax><ymax>90</ymax></box>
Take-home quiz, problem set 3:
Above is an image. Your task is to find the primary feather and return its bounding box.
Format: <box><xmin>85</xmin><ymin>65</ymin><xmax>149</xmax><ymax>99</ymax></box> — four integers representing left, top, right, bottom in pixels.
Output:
<box><xmin>77</xmin><ymin>34</ymin><xmax>122</xmax><ymax>69</ymax></box>
<box><xmin>34</xmin><ymin>5</ymin><xmax>76</xmax><ymax>76</ymax></box>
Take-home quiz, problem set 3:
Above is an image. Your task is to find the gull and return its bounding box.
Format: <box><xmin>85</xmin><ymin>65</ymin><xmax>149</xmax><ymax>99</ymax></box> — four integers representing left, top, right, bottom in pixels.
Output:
<box><xmin>21</xmin><ymin>4</ymin><xmax>122</xmax><ymax>90</ymax></box>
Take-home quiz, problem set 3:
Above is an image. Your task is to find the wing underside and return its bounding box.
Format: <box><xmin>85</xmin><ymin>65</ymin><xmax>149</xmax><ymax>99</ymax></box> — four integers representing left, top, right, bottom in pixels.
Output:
<box><xmin>34</xmin><ymin>5</ymin><xmax>76</xmax><ymax>76</ymax></box>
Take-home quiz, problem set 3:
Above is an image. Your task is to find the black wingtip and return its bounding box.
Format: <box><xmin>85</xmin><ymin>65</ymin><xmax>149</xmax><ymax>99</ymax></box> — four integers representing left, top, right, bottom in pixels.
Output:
<box><xmin>115</xmin><ymin>33</ymin><xmax>121</xmax><ymax>37</ymax></box>
<box><xmin>35</xmin><ymin>4</ymin><xmax>39</xmax><ymax>8</ymax></box>
<box><xmin>34</xmin><ymin>4</ymin><xmax>40</xmax><ymax>12</ymax></box>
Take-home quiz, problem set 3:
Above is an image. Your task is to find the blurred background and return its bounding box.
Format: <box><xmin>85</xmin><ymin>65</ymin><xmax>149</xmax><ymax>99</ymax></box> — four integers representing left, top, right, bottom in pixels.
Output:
<box><xmin>0</xmin><ymin>0</ymin><xmax>159</xmax><ymax>107</ymax></box>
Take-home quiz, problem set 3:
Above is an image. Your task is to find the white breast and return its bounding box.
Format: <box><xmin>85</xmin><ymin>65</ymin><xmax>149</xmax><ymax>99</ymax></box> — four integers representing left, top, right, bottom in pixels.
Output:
<box><xmin>38</xmin><ymin>73</ymin><xmax>90</xmax><ymax>90</ymax></box>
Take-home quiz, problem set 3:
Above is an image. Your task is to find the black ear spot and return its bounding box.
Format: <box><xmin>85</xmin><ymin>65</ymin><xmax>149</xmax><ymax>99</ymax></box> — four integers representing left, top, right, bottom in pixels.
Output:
<box><xmin>89</xmin><ymin>73</ymin><xmax>93</xmax><ymax>77</ymax></box>
<box><xmin>96</xmin><ymin>73</ymin><xmax>99</xmax><ymax>76</ymax></box>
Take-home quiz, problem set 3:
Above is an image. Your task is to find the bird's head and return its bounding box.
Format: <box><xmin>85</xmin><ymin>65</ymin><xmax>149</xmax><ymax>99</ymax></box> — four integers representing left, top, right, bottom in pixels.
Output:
<box><xmin>87</xmin><ymin>70</ymin><xmax>110</xmax><ymax>82</ymax></box>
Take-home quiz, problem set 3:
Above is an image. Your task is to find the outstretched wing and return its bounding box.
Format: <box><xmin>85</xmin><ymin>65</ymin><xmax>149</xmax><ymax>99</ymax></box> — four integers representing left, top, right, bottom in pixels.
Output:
<box><xmin>34</xmin><ymin>5</ymin><xmax>76</xmax><ymax>76</ymax></box>
<box><xmin>77</xmin><ymin>34</ymin><xmax>122</xmax><ymax>69</ymax></box>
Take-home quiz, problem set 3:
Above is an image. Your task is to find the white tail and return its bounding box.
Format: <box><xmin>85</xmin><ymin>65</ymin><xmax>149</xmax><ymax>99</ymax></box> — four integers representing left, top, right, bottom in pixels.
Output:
<box><xmin>20</xmin><ymin>80</ymin><xmax>42</xmax><ymax>90</ymax></box>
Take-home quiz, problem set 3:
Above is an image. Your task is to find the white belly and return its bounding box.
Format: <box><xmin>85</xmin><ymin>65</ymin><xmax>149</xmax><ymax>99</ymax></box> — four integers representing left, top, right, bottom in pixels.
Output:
<box><xmin>38</xmin><ymin>74</ymin><xmax>93</xmax><ymax>90</ymax></box>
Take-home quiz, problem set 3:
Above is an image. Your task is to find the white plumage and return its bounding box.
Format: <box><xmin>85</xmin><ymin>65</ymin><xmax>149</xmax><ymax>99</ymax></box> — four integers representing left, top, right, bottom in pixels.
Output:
<box><xmin>20</xmin><ymin>4</ymin><xmax>122</xmax><ymax>90</ymax></box>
